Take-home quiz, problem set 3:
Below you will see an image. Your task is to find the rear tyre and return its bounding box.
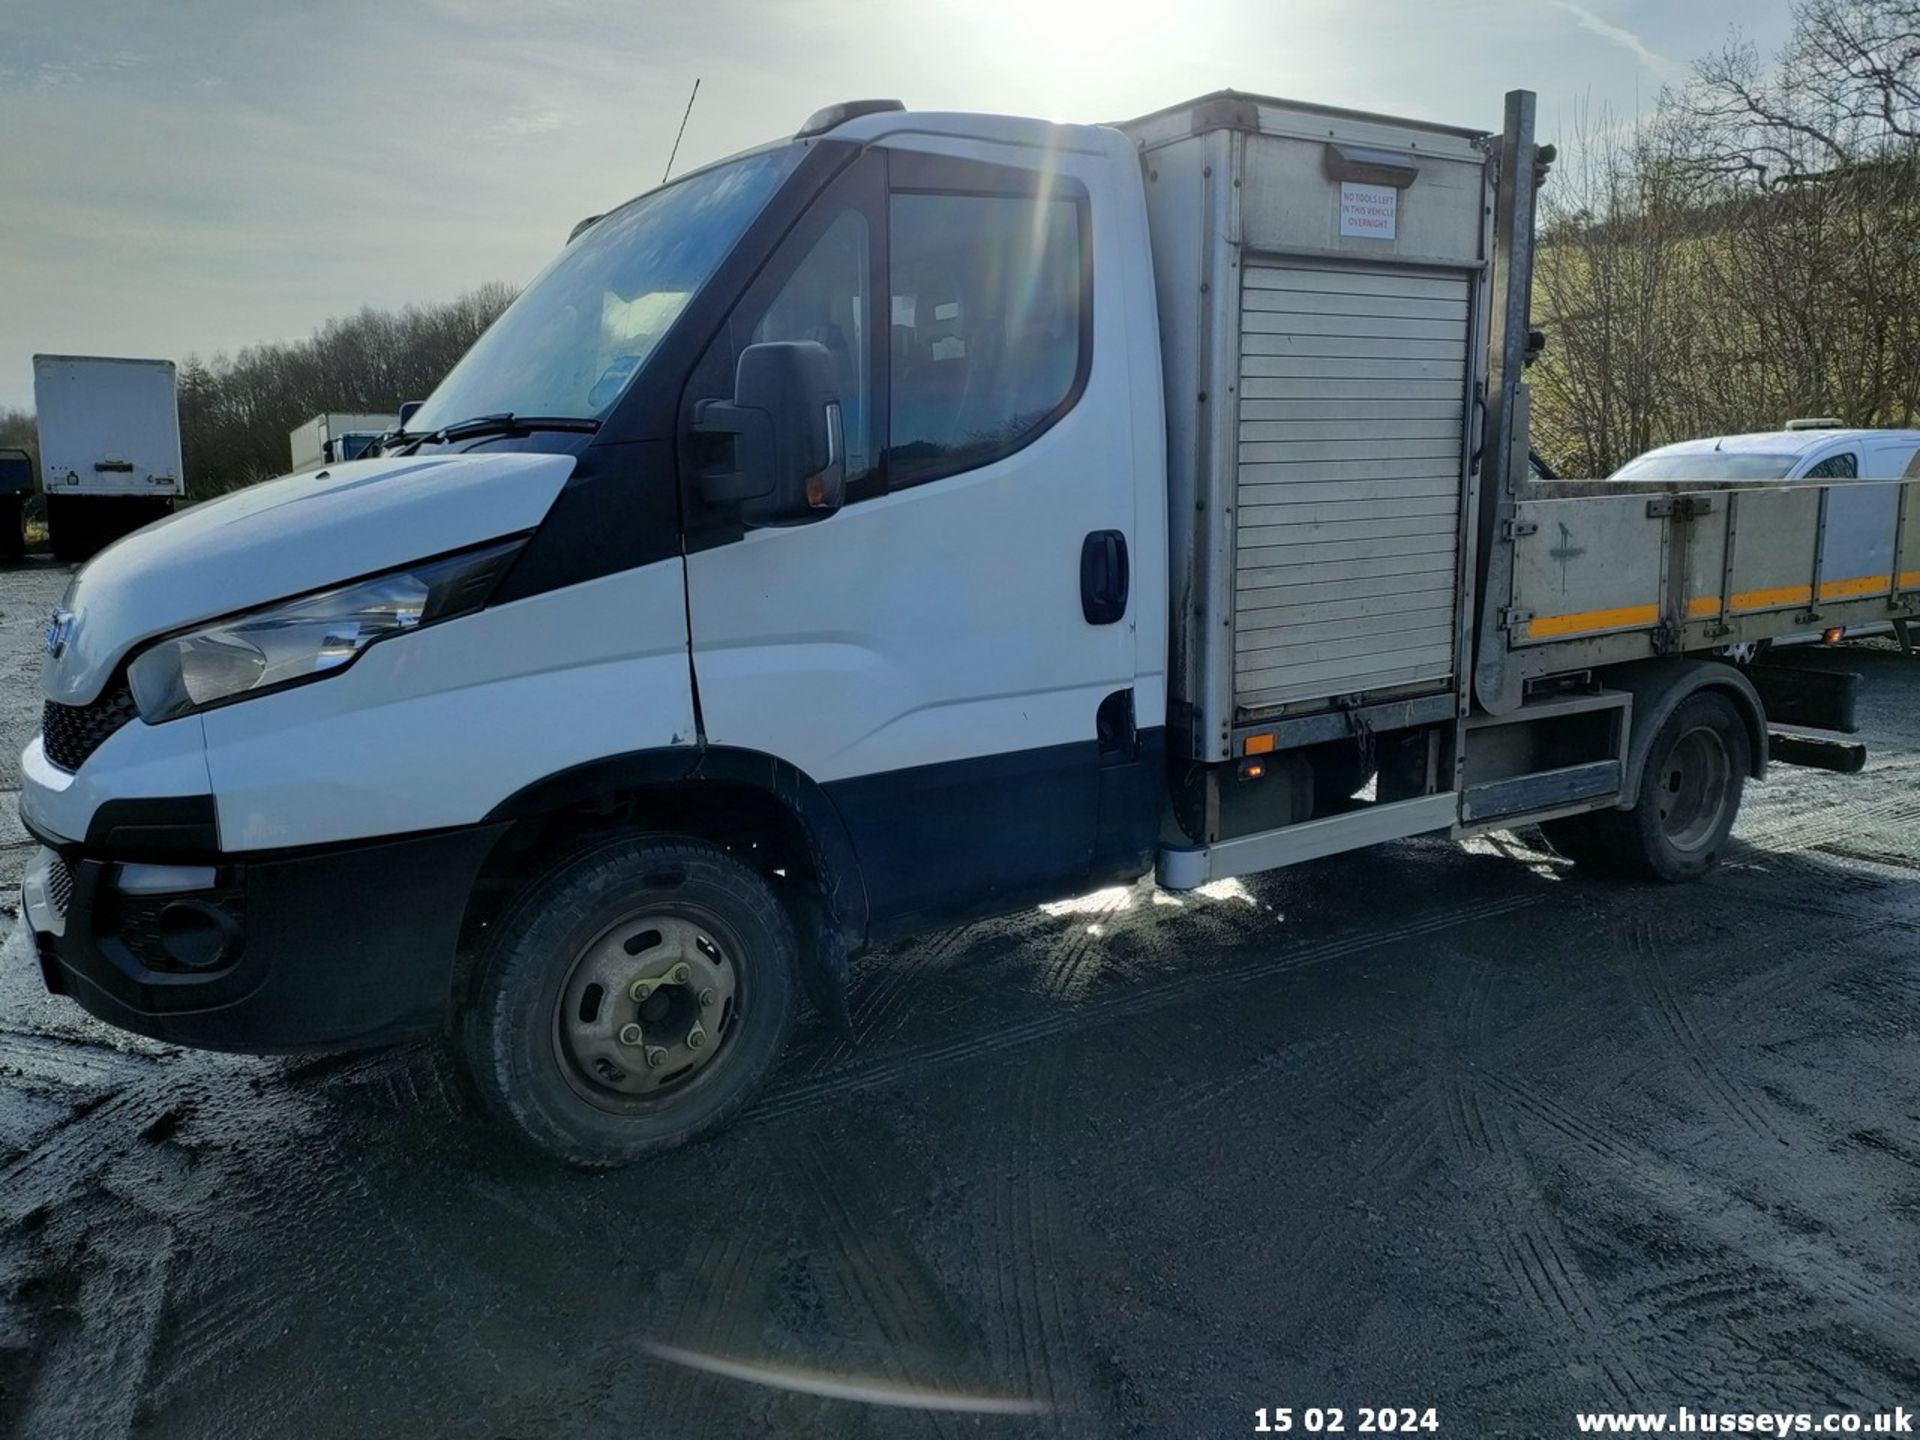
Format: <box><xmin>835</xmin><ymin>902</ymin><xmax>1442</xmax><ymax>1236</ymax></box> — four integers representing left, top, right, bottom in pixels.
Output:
<box><xmin>459</xmin><ymin>835</ymin><xmax>798</xmax><ymax>1167</ymax></box>
<box><xmin>46</xmin><ymin>495</ymin><xmax>90</xmax><ymax>563</ymax></box>
<box><xmin>1542</xmin><ymin>691</ymin><xmax>1750</xmax><ymax>883</ymax></box>
<box><xmin>46</xmin><ymin>496</ymin><xmax>172</xmax><ymax>562</ymax></box>
<box><xmin>0</xmin><ymin>496</ymin><xmax>24</xmax><ymax>562</ymax></box>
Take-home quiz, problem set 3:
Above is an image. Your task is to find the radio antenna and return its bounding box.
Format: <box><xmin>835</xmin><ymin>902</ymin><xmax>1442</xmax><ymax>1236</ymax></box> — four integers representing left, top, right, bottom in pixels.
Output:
<box><xmin>663</xmin><ymin>78</ymin><xmax>701</xmax><ymax>183</ymax></box>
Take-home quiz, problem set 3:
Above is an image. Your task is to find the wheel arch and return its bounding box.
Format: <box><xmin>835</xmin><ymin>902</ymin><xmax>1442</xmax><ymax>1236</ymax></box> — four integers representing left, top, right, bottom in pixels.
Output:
<box><xmin>450</xmin><ymin>746</ymin><xmax>870</xmax><ymax>1029</ymax></box>
<box><xmin>475</xmin><ymin>745</ymin><xmax>871</xmax><ymax>942</ymax></box>
<box><xmin>1603</xmin><ymin>659</ymin><xmax>1768</xmax><ymax>809</ymax></box>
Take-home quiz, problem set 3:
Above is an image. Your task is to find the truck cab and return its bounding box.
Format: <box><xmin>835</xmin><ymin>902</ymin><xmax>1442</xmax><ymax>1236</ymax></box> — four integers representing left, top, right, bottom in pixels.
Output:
<box><xmin>19</xmin><ymin>100</ymin><xmax>1173</xmax><ymax>1164</ymax></box>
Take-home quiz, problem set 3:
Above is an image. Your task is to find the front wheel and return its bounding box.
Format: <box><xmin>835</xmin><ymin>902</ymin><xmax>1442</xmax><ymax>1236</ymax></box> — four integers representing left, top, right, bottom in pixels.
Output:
<box><xmin>1542</xmin><ymin>690</ymin><xmax>1750</xmax><ymax>882</ymax></box>
<box><xmin>459</xmin><ymin>835</ymin><xmax>798</xmax><ymax>1166</ymax></box>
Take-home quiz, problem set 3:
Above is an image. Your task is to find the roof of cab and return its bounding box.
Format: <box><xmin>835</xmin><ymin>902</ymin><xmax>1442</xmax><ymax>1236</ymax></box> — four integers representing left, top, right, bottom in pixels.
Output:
<box><xmin>823</xmin><ymin>106</ymin><xmax>1122</xmax><ymax>156</ymax></box>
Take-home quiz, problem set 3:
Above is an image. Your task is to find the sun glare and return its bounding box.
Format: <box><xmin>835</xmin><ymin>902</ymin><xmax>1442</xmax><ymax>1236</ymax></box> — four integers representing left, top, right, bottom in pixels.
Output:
<box><xmin>970</xmin><ymin>0</ymin><xmax>1184</xmax><ymax>75</ymax></box>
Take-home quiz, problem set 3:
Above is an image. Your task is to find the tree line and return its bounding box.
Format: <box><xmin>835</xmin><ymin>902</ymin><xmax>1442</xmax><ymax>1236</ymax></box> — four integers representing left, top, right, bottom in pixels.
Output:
<box><xmin>0</xmin><ymin>282</ymin><xmax>515</xmax><ymax>501</ymax></box>
<box><xmin>177</xmin><ymin>282</ymin><xmax>516</xmax><ymax>494</ymax></box>
<box><xmin>1530</xmin><ymin>0</ymin><xmax>1920</xmax><ymax>476</ymax></box>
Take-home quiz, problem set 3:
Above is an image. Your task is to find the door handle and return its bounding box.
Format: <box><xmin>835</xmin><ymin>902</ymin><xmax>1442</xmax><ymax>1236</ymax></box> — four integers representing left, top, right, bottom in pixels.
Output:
<box><xmin>1080</xmin><ymin>530</ymin><xmax>1129</xmax><ymax>625</ymax></box>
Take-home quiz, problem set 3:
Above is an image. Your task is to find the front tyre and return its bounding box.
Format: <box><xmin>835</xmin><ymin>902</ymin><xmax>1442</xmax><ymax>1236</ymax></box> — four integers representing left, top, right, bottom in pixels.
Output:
<box><xmin>460</xmin><ymin>836</ymin><xmax>798</xmax><ymax>1167</ymax></box>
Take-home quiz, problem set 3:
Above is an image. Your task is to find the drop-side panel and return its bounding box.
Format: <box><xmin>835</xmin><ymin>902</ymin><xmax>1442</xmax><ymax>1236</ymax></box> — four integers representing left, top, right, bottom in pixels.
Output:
<box><xmin>1232</xmin><ymin>261</ymin><xmax>1470</xmax><ymax>711</ymax></box>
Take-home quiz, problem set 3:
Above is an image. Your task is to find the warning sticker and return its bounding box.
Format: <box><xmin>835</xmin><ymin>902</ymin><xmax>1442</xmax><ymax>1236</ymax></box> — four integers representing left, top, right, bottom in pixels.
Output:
<box><xmin>1339</xmin><ymin>182</ymin><xmax>1397</xmax><ymax>240</ymax></box>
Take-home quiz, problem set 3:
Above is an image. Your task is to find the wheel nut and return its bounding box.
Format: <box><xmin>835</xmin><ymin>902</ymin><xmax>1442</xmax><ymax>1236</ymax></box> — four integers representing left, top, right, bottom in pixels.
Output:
<box><xmin>670</xmin><ymin>963</ymin><xmax>691</xmax><ymax>985</ymax></box>
<box><xmin>686</xmin><ymin>1025</ymin><xmax>706</xmax><ymax>1050</ymax></box>
<box><xmin>617</xmin><ymin>1023</ymin><xmax>643</xmax><ymax>1047</ymax></box>
<box><xmin>698</xmin><ymin>988</ymin><xmax>716</xmax><ymax>1008</ymax></box>
<box><xmin>644</xmin><ymin>1045</ymin><xmax>668</xmax><ymax>1069</ymax></box>
<box><xmin>629</xmin><ymin>979</ymin><xmax>652</xmax><ymax>1003</ymax></box>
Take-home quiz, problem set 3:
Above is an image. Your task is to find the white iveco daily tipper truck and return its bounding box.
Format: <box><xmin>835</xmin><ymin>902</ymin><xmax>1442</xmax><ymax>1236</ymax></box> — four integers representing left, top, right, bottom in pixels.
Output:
<box><xmin>19</xmin><ymin>93</ymin><xmax>1914</xmax><ymax>1166</ymax></box>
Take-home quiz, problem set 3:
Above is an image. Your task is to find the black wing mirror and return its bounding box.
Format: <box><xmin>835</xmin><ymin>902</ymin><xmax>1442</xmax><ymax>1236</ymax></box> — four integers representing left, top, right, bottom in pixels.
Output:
<box><xmin>692</xmin><ymin>340</ymin><xmax>846</xmax><ymax>527</ymax></box>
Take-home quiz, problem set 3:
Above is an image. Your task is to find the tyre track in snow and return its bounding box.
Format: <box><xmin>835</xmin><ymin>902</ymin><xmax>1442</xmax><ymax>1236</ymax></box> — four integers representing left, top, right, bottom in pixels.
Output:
<box><xmin>982</xmin><ymin>1063</ymin><xmax>1084</xmax><ymax>1436</ymax></box>
<box><xmin>753</xmin><ymin>893</ymin><xmax>1544</xmax><ymax>1124</ymax></box>
<box><xmin>16</xmin><ymin>1222</ymin><xmax>175</xmax><ymax>1440</ymax></box>
<box><xmin>1440</xmin><ymin>957</ymin><xmax>1655</xmax><ymax>1408</ymax></box>
<box><xmin>788</xmin><ymin>1137</ymin><xmax>978</xmax><ymax>1439</ymax></box>
<box><xmin>1623</xmin><ymin>917</ymin><xmax>1792</xmax><ymax>1148</ymax></box>
<box><xmin>644</xmin><ymin>1214</ymin><xmax>776</xmax><ymax>1439</ymax></box>
<box><xmin>1481</xmin><ymin>1064</ymin><xmax>1920</xmax><ymax>1372</ymax></box>
<box><xmin>807</xmin><ymin>924</ymin><xmax>977</xmax><ymax>1075</ymax></box>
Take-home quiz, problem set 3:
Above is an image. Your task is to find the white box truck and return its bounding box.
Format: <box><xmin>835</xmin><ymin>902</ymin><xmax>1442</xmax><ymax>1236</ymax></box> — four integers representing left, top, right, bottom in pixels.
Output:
<box><xmin>18</xmin><ymin>92</ymin><xmax>1915</xmax><ymax>1165</ymax></box>
<box><xmin>32</xmin><ymin>354</ymin><xmax>182</xmax><ymax>561</ymax></box>
<box><xmin>289</xmin><ymin>412</ymin><xmax>396</xmax><ymax>473</ymax></box>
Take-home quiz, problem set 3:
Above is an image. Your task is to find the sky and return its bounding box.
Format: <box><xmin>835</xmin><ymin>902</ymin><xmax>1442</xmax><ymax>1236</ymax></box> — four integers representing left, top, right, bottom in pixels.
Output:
<box><xmin>0</xmin><ymin>0</ymin><xmax>1796</xmax><ymax>412</ymax></box>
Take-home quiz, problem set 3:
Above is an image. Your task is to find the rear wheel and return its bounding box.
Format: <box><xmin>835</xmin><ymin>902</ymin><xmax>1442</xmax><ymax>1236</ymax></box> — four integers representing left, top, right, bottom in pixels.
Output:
<box><xmin>46</xmin><ymin>495</ymin><xmax>90</xmax><ymax>562</ymax></box>
<box><xmin>459</xmin><ymin>835</ymin><xmax>798</xmax><ymax>1166</ymax></box>
<box><xmin>46</xmin><ymin>495</ymin><xmax>173</xmax><ymax>561</ymax></box>
<box><xmin>1542</xmin><ymin>690</ymin><xmax>1749</xmax><ymax>882</ymax></box>
<box><xmin>0</xmin><ymin>496</ymin><xmax>24</xmax><ymax>561</ymax></box>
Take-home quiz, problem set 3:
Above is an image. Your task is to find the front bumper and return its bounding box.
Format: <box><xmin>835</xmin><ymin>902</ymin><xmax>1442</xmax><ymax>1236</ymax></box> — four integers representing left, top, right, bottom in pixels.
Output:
<box><xmin>22</xmin><ymin>823</ymin><xmax>506</xmax><ymax>1053</ymax></box>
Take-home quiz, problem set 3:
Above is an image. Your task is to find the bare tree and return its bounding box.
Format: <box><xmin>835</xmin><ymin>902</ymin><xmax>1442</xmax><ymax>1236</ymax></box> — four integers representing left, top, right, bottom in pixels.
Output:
<box><xmin>1532</xmin><ymin>0</ymin><xmax>1920</xmax><ymax>474</ymax></box>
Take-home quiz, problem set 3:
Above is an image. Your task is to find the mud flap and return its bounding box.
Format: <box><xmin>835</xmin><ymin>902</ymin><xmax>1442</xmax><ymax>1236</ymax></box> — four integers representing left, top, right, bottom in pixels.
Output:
<box><xmin>791</xmin><ymin>891</ymin><xmax>854</xmax><ymax>1042</ymax></box>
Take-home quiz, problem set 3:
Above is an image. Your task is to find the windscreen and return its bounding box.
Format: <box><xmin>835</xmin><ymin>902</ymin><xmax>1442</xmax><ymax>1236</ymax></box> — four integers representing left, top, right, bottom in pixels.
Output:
<box><xmin>408</xmin><ymin>147</ymin><xmax>803</xmax><ymax>432</ymax></box>
<box><xmin>1608</xmin><ymin>451</ymin><xmax>1799</xmax><ymax>482</ymax></box>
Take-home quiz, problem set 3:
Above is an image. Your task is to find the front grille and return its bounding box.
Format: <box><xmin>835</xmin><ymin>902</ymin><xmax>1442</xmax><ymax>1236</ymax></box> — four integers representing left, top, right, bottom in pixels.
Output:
<box><xmin>42</xmin><ymin>686</ymin><xmax>138</xmax><ymax>772</ymax></box>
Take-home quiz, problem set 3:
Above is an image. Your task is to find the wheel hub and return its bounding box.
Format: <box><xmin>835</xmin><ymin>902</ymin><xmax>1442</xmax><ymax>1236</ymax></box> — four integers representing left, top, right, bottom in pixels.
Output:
<box><xmin>1655</xmin><ymin>726</ymin><xmax>1733</xmax><ymax>853</ymax></box>
<box><xmin>556</xmin><ymin>914</ymin><xmax>737</xmax><ymax>1097</ymax></box>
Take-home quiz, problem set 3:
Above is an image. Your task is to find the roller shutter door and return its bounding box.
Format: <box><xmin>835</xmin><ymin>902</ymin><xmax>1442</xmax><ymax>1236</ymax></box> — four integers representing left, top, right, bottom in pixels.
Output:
<box><xmin>1233</xmin><ymin>261</ymin><xmax>1470</xmax><ymax>712</ymax></box>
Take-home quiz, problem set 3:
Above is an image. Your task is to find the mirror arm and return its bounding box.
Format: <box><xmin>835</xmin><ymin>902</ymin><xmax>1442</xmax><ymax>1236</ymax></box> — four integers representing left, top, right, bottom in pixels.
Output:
<box><xmin>692</xmin><ymin>400</ymin><xmax>775</xmax><ymax>503</ymax></box>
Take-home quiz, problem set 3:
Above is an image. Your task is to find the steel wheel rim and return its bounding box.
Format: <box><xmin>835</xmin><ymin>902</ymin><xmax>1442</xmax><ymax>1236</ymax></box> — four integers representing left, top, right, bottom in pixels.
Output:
<box><xmin>552</xmin><ymin>908</ymin><xmax>741</xmax><ymax>1110</ymax></box>
<box><xmin>1656</xmin><ymin>726</ymin><xmax>1732</xmax><ymax>852</ymax></box>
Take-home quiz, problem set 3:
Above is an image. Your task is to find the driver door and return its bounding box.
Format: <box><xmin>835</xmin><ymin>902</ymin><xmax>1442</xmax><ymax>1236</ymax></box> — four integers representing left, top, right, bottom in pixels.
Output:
<box><xmin>682</xmin><ymin>144</ymin><xmax>1145</xmax><ymax>932</ymax></box>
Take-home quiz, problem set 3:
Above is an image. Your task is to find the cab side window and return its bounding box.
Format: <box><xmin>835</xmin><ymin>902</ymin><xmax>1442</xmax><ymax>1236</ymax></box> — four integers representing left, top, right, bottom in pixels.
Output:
<box><xmin>887</xmin><ymin>192</ymin><xmax>1086</xmax><ymax>487</ymax></box>
<box><xmin>1804</xmin><ymin>452</ymin><xmax>1857</xmax><ymax>479</ymax></box>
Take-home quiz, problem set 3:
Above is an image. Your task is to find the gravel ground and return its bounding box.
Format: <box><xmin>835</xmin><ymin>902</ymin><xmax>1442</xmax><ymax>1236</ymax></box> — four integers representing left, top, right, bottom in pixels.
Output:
<box><xmin>0</xmin><ymin>555</ymin><xmax>1915</xmax><ymax>1439</ymax></box>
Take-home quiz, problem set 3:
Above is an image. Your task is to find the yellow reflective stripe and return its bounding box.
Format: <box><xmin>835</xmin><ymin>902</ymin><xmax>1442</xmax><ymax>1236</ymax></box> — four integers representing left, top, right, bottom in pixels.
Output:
<box><xmin>1686</xmin><ymin>595</ymin><xmax>1721</xmax><ymax>619</ymax></box>
<box><xmin>1728</xmin><ymin>583</ymin><xmax>1813</xmax><ymax>612</ymax></box>
<box><xmin>1817</xmin><ymin>574</ymin><xmax>1891</xmax><ymax>601</ymax></box>
<box><xmin>1525</xmin><ymin>603</ymin><xmax>1660</xmax><ymax>640</ymax></box>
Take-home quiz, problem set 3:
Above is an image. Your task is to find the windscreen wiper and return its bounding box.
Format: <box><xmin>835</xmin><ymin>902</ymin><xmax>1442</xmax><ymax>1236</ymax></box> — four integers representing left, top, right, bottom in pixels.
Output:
<box><xmin>431</xmin><ymin>413</ymin><xmax>603</xmax><ymax>444</ymax></box>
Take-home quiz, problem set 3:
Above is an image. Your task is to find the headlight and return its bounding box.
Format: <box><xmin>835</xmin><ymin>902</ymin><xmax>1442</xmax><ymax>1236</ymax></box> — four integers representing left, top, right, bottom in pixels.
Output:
<box><xmin>127</xmin><ymin>541</ymin><xmax>522</xmax><ymax>722</ymax></box>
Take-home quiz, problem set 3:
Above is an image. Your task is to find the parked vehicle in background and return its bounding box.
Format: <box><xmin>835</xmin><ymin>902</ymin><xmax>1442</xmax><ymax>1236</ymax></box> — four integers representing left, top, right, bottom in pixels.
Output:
<box><xmin>18</xmin><ymin>90</ymin><xmax>1918</xmax><ymax>1166</ymax></box>
<box><xmin>31</xmin><ymin>355</ymin><xmax>182</xmax><ymax>562</ymax></box>
<box><xmin>289</xmin><ymin>412</ymin><xmax>397</xmax><ymax>473</ymax></box>
<box><xmin>1610</xmin><ymin>424</ymin><xmax>1920</xmax><ymax>651</ymax></box>
<box><xmin>0</xmin><ymin>448</ymin><xmax>33</xmax><ymax>561</ymax></box>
